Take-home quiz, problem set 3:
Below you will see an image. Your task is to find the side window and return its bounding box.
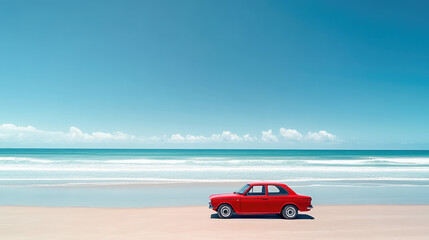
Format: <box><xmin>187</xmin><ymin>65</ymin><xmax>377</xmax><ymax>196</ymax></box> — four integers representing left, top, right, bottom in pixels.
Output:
<box><xmin>267</xmin><ymin>185</ymin><xmax>289</xmax><ymax>195</ymax></box>
<box><xmin>246</xmin><ymin>185</ymin><xmax>266</xmax><ymax>196</ymax></box>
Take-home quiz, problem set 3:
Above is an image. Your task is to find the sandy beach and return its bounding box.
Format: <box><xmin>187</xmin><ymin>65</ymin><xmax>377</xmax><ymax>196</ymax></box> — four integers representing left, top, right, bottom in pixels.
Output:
<box><xmin>1</xmin><ymin>205</ymin><xmax>428</xmax><ymax>239</ymax></box>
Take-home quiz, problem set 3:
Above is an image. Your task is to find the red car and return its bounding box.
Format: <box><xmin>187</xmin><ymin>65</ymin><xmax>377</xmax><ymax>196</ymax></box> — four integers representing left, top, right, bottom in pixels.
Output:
<box><xmin>209</xmin><ymin>182</ymin><xmax>312</xmax><ymax>219</ymax></box>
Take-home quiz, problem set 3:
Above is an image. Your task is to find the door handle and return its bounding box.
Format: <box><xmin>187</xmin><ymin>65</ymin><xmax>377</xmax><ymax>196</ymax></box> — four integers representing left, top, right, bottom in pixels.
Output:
<box><xmin>262</xmin><ymin>198</ymin><xmax>268</xmax><ymax>200</ymax></box>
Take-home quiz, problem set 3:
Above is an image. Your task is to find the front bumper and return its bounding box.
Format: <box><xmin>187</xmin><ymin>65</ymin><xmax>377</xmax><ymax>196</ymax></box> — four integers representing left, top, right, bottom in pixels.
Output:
<box><xmin>209</xmin><ymin>202</ymin><xmax>213</xmax><ymax>209</ymax></box>
<box><xmin>307</xmin><ymin>205</ymin><xmax>313</xmax><ymax>210</ymax></box>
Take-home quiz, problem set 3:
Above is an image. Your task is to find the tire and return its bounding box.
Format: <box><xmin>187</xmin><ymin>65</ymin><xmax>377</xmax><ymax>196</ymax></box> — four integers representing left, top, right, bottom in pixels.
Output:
<box><xmin>217</xmin><ymin>204</ymin><xmax>233</xmax><ymax>219</ymax></box>
<box><xmin>281</xmin><ymin>205</ymin><xmax>298</xmax><ymax>219</ymax></box>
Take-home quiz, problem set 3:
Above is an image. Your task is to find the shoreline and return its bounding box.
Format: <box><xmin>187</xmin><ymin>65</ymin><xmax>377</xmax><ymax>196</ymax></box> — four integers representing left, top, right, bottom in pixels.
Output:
<box><xmin>1</xmin><ymin>205</ymin><xmax>429</xmax><ymax>239</ymax></box>
<box><xmin>2</xmin><ymin>203</ymin><xmax>429</xmax><ymax>208</ymax></box>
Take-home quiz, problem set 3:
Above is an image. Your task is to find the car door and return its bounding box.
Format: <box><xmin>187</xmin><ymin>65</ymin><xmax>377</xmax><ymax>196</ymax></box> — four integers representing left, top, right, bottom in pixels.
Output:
<box><xmin>240</xmin><ymin>185</ymin><xmax>269</xmax><ymax>212</ymax></box>
<box><xmin>267</xmin><ymin>184</ymin><xmax>290</xmax><ymax>213</ymax></box>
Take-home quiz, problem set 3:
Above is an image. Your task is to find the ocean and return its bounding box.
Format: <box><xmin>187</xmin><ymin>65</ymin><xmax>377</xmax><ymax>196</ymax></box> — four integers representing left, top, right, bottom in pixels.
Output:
<box><xmin>1</xmin><ymin>149</ymin><xmax>428</xmax><ymax>207</ymax></box>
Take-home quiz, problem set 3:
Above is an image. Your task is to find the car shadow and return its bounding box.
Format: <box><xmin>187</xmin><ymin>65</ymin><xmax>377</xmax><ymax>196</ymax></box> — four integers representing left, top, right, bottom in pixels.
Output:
<box><xmin>211</xmin><ymin>213</ymin><xmax>314</xmax><ymax>220</ymax></box>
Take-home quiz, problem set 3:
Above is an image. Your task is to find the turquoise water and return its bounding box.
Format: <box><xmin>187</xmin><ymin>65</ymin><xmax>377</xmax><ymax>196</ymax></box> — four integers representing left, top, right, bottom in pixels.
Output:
<box><xmin>1</xmin><ymin>149</ymin><xmax>428</xmax><ymax>207</ymax></box>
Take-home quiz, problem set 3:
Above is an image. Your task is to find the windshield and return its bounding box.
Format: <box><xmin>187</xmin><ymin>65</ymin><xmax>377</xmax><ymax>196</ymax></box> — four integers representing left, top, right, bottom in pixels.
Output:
<box><xmin>236</xmin><ymin>184</ymin><xmax>250</xmax><ymax>194</ymax></box>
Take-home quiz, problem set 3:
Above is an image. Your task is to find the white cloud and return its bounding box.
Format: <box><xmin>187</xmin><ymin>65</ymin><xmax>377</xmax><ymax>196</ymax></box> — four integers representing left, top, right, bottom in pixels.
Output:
<box><xmin>169</xmin><ymin>134</ymin><xmax>209</xmax><ymax>143</ymax></box>
<box><xmin>278</xmin><ymin>128</ymin><xmax>339</xmax><ymax>143</ymax></box>
<box><xmin>184</xmin><ymin>134</ymin><xmax>208</xmax><ymax>143</ymax></box>
<box><xmin>170</xmin><ymin>131</ymin><xmax>256</xmax><ymax>143</ymax></box>
<box><xmin>261</xmin><ymin>129</ymin><xmax>278</xmax><ymax>142</ymax></box>
<box><xmin>148</xmin><ymin>136</ymin><xmax>161</xmax><ymax>142</ymax></box>
<box><xmin>0</xmin><ymin>123</ymin><xmax>340</xmax><ymax>146</ymax></box>
<box><xmin>0</xmin><ymin>123</ymin><xmax>136</xmax><ymax>143</ymax></box>
<box><xmin>211</xmin><ymin>131</ymin><xmax>245</xmax><ymax>142</ymax></box>
<box><xmin>64</xmin><ymin>126</ymin><xmax>135</xmax><ymax>142</ymax></box>
<box><xmin>0</xmin><ymin>123</ymin><xmax>39</xmax><ymax>133</ymax></box>
<box><xmin>243</xmin><ymin>134</ymin><xmax>257</xmax><ymax>142</ymax></box>
<box><xmin>306</xmin><ymin>130</ymin><xmax>338</xmax><ymax>142</ymax></box>
<box><xmin>279</xmin><ymin>128</ymin><xmax>303</xmax><ymax>141</ymax></box>
<box><xmin>220</xmin><ymin>131</ymin><xmax>242</xmax><ymax>142</ymax></box>
<box><xmin>170</xmin><ymin>134</ymin><xmax>185</xmax><ymax>142</ymax></box>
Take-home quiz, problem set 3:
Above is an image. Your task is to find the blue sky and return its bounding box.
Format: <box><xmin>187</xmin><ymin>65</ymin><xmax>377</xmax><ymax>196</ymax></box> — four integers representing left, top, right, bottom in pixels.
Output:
<box><xmin>1</xmin><ymin>0</ymin><xmax>428</xmax><ymax>149</ymax></box>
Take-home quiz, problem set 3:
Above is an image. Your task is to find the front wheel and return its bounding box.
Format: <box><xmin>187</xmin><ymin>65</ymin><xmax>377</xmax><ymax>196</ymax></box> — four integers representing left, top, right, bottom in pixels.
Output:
<box><xmin>282</xmin><ymin>205</ymin><xmax>298</xmax><ymax>219</ymax></box>
<box><xmin>217</xmin><ymin>204</ymin><xmax>233</xmax><ymax>219</ymax></box>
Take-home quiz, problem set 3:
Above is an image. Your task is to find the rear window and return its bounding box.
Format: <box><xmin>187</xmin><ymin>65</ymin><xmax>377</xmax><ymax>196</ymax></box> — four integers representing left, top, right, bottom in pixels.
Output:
<box><xmin>267</xmin><ymin>185</ymin><xmax>289</xmax><ymax>195</ymax></box>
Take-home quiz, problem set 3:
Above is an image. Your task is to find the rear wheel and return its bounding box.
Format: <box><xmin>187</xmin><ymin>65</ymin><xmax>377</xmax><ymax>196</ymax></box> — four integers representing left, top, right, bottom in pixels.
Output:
<box><xmin>217</xmin><ymin>204</ymin><xmax>233</xmax><ymax>219</ymax></box>
<box><xmin>282</xmin><ymin>205</ymin><xmax>298</xmax><ymax>219</ymax></box>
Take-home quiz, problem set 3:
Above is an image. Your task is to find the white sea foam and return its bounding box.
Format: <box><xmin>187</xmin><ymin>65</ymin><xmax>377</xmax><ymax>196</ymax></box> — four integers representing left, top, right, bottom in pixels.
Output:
<box><xmin>1</xmin><ymin>177</ymin><xmax>429</xmax><ymax>182</ymax></box>
<box><xmin>364</xmin><ymin>157</ymin><xmax>429</xmax><ymax>164</ymax></box>
<box><xmin>104</xmin><ymin>159</ymin><xmax>189</xmax><ymax>164</ymax></box>
<box><xmin>3</xmin><ymin>182</ymin><xmax>429</xmax><ymax>188</ymax></box>
<box><xmin>305</xmin><ymin>159</ymin><xmax>373</xmax><ymax>165</ymax></box>
<box><xmin>2</xmin><ymin>156</ymin><xmax>429</xmax><ymax>166</ymax></box>
<box><xmin>306</xmin><ymin>157</ymin><xmax>429</xmax><ymax>165</ymax></box>
<box><xmin>0</xmin><ymin>157</ymin><xmax>54</xmax><ymax>163</ymax></box>
<box><xmin>291</xmin><ymin>184</ymin><xmax>429</xmax><ymax>188</ymax></box>
<box><xmin>102</xmin><ymin>158</ymin><xmax>296</xmax><ymax>165</ymax></box>
<box><xmin>1</xmin><ymin>165</ymin><xmax>429</xmax><ymax>172</ymax></box>
<box><xmin>2</xmin><ymin>176</ymin><xmax>429</xmax><ymax>189</ymax></box>
<box><xmin>87</xmin><ymin>157</ymin><xmax>429</xmax><ymax>166</ymax></box>
<box><xmin>4</xmin><ymin>184</ymin><xmax>428</xmax><ymax>188</ymax></box>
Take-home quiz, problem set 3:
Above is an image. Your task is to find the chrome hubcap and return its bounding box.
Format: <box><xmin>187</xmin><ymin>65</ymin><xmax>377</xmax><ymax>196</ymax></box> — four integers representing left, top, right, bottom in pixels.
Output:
<box><xmin>220</xmin><ymin>206</ymin><xmax>231</xmax><ymax>217</ymax></box>
<box><xmin>286</xmin><ymin>207</ymin><xmax>296</xmax><ymax>217</ymax></box>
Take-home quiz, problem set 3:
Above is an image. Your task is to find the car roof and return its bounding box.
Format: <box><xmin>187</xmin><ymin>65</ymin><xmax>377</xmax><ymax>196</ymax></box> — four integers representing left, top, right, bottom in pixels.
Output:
<box><xmin>248</xmin><ymin>182</ymin><xmax>286</xmax><ymax>186</ymax></box>
<box><xmin>247</xmin><ymin>182</ymin><xmax>297</xmax><ymax>195</ymax></box>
